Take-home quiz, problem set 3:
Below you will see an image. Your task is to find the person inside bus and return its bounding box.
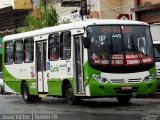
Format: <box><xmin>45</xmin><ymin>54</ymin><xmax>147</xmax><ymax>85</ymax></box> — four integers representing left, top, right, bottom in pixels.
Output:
<box><xmin>25</xmin><ymin>51</ymin><xmax>33</xmax><ymax>63</ymax></box>
<box><xmin>50</xmin><ymin>51</ymin><xmax>59</xmax><ymax>60</ymax></box>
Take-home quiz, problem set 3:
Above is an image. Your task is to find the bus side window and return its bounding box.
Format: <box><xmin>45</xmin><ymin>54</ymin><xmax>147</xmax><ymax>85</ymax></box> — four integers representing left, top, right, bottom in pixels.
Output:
<box><xmin>14</xmin><ymin>40</ymin><xmax>23</xmax><ymax>64</ymax></box>
<box><xmin>48</xmin><ymin>34</ymin><xmax>59</xmax><ymax>61</ymax></box>
<box><xmin>60</xmin><ymin>32</ymin><xmax>71</xmax><ymax>60</ymax></box>
<box><xmin>5</xmin><ymin>41</ymin><xmax>13</xmax><ymax>64</ymax></box>
<box><xmin>24</xmin><ymin>38</ymin><xmax>34</xmax><ymax>63</ymax></box>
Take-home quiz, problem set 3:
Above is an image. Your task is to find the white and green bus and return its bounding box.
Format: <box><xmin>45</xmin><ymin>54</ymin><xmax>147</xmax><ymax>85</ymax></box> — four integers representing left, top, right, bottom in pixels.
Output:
<box><xmin>2</xmin><ymin>19</ymin><xmax>157</xmax><ymax>104</ymax></box>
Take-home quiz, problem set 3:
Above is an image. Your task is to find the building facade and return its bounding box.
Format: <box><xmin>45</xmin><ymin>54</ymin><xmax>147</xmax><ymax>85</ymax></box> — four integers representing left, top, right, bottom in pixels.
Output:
<box><xmin>131</xmin><ymin>0</ymin><xmax>160</xmax><ymax>24</ymax></box>
<box><xmin>0</xmin><ymin>0</ymin><xmax>34</xmax><ymax>37</ymax></box>
<box><xmin>99</xmin><ymin>0</ymin><xmax>135</xmax><ymax>20</ymax></box>
<box><xmin>49</xmin><ymin>0</ymin><xmax>135</xmax><ymax>23</ymax></box>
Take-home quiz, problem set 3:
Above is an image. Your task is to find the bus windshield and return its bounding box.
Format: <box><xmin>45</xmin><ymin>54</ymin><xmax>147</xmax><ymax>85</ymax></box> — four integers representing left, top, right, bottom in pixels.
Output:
<box><xmin>87</xmin><ymin>25</ymin><xmax>154</xmax><ymax>73</ymax></box>
<box><xmin>154</xmin><ymin>44</ymin><xmax>160</xmax><ymax>62</ymax></box>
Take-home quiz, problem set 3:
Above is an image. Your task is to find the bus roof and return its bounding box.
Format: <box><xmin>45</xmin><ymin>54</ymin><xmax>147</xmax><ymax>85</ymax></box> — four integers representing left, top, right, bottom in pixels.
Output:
<box><xmin>3</xmin><ymin>19</ymin><xmax>148</xmax><ymax>41</ymax></box>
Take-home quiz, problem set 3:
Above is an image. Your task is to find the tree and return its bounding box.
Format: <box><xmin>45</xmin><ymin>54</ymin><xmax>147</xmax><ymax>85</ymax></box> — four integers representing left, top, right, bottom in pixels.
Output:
<box><xmin>18</xmin><ymin>0</ymin><xmax>58</xmax><ymax>32</ymax></box>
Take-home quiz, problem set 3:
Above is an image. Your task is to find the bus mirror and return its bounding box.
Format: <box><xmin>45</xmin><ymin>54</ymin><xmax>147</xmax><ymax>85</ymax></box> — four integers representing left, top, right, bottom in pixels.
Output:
<box><xmin>83</xmin><ymin>37</ymin><xmax>90</xmax><ymax>48</ymax></box>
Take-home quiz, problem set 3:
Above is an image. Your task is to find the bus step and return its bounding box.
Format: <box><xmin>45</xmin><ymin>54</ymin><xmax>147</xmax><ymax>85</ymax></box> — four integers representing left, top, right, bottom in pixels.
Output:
<box><xmin>39</xmin><ymin>94</ymin><xmax>47</xmax><ymax>98</ymax></box>
<box><xmin>75</xmin><ymin>92</ymin><xmax>86</xmax><ymax>96</ymax></box>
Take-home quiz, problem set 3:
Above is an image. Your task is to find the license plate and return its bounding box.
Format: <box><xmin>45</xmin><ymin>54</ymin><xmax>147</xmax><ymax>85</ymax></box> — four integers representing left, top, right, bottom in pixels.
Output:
<box><xmin>121</xmin><ymin>86</ymin><xmax>132</xmax><ymax>90</ymax></box>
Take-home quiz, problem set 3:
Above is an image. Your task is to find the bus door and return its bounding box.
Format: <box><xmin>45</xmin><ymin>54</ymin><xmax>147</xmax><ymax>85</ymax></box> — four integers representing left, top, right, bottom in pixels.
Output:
<box><xmin>36</xmin><ymin>41</ymin><xmax>48</xmax><ymax>93</ymax></box>
<box><xmin>74</xmin><ymin>35</ymin><xmax>85</xmax><ymax>93</ymax></box>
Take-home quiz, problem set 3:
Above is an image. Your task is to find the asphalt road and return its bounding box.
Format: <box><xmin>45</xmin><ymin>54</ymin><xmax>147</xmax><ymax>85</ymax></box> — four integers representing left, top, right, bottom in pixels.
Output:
<box><xmin>0</xmin><ymin>95</ymin><xmax>160</xmax><ymax>120</ymax></box>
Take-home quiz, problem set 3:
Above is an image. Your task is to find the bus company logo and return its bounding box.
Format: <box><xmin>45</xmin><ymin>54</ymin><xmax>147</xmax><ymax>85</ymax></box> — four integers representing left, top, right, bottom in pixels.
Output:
<box><xmin>51</xmin><ymin>65</ymin><xmax>59</xmax><ymax>72</ymax></box>
<box><xmin>31</xmin><ymin>66</ymin><xmax>35</xmax><ymax>78</ymax></box>
<box><xmin>31</xmin><ymin>82</ymin><xmax>36</xmax><ymax>89</ymax></box>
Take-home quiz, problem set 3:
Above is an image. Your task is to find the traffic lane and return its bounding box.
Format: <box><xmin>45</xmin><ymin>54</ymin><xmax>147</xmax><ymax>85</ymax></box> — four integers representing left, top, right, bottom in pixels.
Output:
<box><xmin>0</xmin><ymin>95</ymin><xmax>160</xmax><ymax>120</ymax></box>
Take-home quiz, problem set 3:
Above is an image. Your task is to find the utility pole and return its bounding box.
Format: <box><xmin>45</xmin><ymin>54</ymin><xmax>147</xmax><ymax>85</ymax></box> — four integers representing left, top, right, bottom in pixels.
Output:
<box><xmin>43</xmin><ymin>0</ymin><xmax>46</xmax><ymax>10</ymax></box>
<box><xmin>80</xmin><ymin>0</ymin><xmax>88</xmax><ymax>20</ymax></box>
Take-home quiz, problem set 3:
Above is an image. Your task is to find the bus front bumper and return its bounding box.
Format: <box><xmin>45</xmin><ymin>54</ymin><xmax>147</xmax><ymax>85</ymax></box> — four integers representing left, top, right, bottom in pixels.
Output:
<box><xmin>88</xmin><ymin>78</ymin><xmax>157</xmax><ymax>97</ymax></box>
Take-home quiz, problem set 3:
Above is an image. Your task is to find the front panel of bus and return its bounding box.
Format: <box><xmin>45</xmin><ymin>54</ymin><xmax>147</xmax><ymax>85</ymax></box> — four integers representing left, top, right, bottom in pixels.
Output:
<box><xmin>153</xmin><ymin>43</ymin><xmax>160</xmax><ymax>90</ymax></box>
<box><xmin>83</xmin><ymin>25</ymin><xmax>157</xmax><ymax>96</ymax></box>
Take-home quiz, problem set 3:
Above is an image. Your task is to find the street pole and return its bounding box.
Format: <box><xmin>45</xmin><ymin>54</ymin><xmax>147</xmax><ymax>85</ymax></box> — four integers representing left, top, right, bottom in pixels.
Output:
<box><xmin>43</xmin><ymin>0</ymin><xmax>46</xmax><ymax>10</ymax></box>
<box><xmin>80</xmin><ymin>0</ymin><xmax>87</xmax><ymax>20</ymax></box>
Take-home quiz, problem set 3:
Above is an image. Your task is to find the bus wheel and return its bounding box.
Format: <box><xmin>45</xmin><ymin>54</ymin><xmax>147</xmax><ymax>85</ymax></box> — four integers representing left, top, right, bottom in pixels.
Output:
<box><xmin>22</xmin><ymin>83</ymin><xmax>31</xmax><ymax>103</ymax></box>
<box><xmin>22</xmin><ymin>83</ymin><xmax>41</xmax><ymax>103</ymax></box>
<box><xmin>0</xmin><ymin>85</ymin><xmax>2</xmax><ymax>94</ymax></box>
<box><xmin>65</xmin><ymin>83</ymin><xmax>76</xmax><ymax>105</ymax></box>
<box><xmin>116</xmin><ymin>95</ymin><xmax>132</xmax><ymax>104</ymax></box>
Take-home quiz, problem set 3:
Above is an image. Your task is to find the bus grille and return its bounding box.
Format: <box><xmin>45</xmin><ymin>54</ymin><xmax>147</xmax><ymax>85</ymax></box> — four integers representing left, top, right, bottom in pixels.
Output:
<box><xmin>128</xmin><ymin>78</ymin><xmax>142</xmax><ymax>83</ymax></box>
<box><xmin>110</xmin><ymin>78</ymin><xmax>142</xmax><ymax>84</ymax></box>
<box><xmin>110</xmin><ymin>79</ymin><xmax>125</xmax><ymax>84</ymax></box>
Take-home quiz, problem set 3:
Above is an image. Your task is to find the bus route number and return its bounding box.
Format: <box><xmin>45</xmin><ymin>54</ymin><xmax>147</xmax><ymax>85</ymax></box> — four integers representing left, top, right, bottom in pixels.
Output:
<box><xmin>112</xmin><ymin>34</ymin><xmax>121</xmax><ymax>39</ymax></box>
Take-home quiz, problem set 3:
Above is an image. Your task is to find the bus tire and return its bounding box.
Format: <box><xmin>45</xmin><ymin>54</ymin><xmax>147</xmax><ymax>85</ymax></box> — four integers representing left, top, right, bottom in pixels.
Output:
<box><xmin>22</xmin><ymin>83</ymin><xmax>31</xmax><ymax>103</ymax></box>
<box><xmin>65</xmin><ymin>82</ymin><xmax>77</xmax><ymax>105</ymax></box>
<box><xmin>22</xmin><ymin>83</ymin><xmax>41</xmax><ymax>103</ymax></box>
<box><xmin>116</xmin><ymin>95</ymin><xmax>132</xmax><ymax>104</ymax></box>
<box><xmin>0</xmin><ymin>85</ymin><xmax>2</xmax><ymax>94</ymax></box>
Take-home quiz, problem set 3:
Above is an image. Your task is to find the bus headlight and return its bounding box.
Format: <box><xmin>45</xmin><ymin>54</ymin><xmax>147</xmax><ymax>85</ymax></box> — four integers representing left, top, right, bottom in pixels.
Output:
<box><xmin>92</xmin><ymin>74</ymin><xmax>109</xmax><ymax>84</ymax></box>
<box><xmin>144</xmin><ymin>74</ymin><xmax>155</xmax><ymax>82</ymax></box>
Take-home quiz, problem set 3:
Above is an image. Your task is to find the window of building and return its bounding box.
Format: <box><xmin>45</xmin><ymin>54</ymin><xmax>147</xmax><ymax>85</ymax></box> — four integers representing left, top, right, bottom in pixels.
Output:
<box><xmin>48</xmin><ymin>34</ymin><xmax>59</xmax><ymax>61</ymax></box>
<box><xmin>14</xmin><ymin>40</ymin><xmax>23</xmax><ymax>64</ymax></box>
<box><xmin>60</xmin><ymin>32</ymin><xmax>71</xmax><ymax>60</ymax></box>
<box><xmin>24</xmin><ymin>38</ymin><xmax>34</xmax><ymax>63</ymax></box>
<box><xmin>5</xmin><ymin>41</ymin><xmax>13</xmax><ymax>64</ymax></box>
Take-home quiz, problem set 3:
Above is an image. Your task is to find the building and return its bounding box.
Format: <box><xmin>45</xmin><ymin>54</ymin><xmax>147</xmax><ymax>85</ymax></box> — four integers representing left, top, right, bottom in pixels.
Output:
<box><xmin>131</xmin><ymin>0</ymin><xmax>160</xmax><ymax>42</ymax></box>
<box><xmin>0</xmin><ymin>0</ymin><xmax>34</xmax><ymax>37</ymax></box>
<box><xmin>49</xmin><ymin>0</ymin><xmax>160</xmax><ymax>38</ymax></box>
<box><xmin>0</xmin><ymin>0</ymin><xmax>34</xmax><ymax>72</ymax></box>
<box><xmin>49</xmin><ymin>0</ymin><xmax>135</xmax><ymax>23</ymax></box>
<box><xmin>98</xmin><ymin>0</ymin><xmax>135</xmax><ymax>20</ymax></box>
<box><xmin>131</xmin><ymin>0</ymin><xmax>160</xmax><ymax>24</ymax></box>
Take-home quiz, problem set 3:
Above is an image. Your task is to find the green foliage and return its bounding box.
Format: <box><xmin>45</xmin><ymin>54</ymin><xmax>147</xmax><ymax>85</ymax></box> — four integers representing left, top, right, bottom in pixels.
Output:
<box><xmin>18</xmin><ymin>0</ymin><xmax>58</xmax><ymax>32</ymax></box>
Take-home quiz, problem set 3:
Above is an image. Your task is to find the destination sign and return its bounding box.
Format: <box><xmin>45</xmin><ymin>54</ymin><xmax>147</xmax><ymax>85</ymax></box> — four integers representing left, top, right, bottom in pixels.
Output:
<box><xmin>101</xmin><ymin>26</ymin><xmax>132</xmax><ymax>33</ymax></box>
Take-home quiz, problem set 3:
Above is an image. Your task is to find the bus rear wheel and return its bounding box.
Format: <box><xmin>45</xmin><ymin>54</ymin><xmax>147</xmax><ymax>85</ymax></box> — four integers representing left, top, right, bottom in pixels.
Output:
<box><xmin>116</xmin><ymin>95</ymin><xmax>132</xmax><ymax>104</ymax></box>
<box><xmin>65</xmin><ymin>83</ymin><xmax>77</xmax><ymax>105</ymax></box>
<box><xmin>22</xmin><ymin>83</ymin><xmax>41</xmax><ymax>103</ymax></box>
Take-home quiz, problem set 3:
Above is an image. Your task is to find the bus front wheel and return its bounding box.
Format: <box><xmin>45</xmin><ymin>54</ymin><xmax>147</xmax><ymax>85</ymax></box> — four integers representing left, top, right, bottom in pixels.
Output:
<box><xmin>22</xmin><ymin>83</ymin><xmax>41</xmax><ymax>103</ymax></box>
<box><xmin>116</xmin><ymin>95</ymin><xmax>132</xmax><ymax>104</ymax></box>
